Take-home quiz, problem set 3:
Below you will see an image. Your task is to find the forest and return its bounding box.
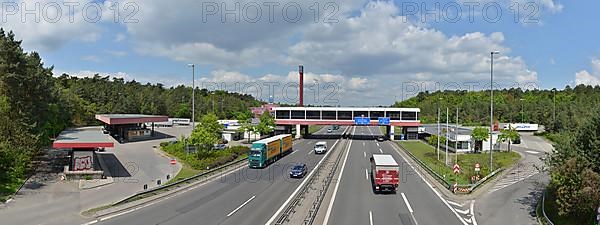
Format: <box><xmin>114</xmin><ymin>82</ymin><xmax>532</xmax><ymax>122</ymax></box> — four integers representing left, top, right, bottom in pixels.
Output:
<box><xmin>0</xmin><ymin>29</ymin><xmax>262</xmax><ymax>198</ymax></box>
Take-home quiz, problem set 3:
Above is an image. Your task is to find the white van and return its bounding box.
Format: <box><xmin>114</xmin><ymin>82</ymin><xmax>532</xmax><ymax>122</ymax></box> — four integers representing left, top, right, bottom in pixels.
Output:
<box><xmin>314</xmin><ymin>141</ymin><xmax>328</xmax><ymax>154</ymax></box>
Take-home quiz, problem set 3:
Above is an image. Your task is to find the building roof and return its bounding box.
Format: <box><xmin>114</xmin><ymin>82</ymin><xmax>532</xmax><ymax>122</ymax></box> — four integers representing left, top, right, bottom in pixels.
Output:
<box><xmin>96</xmin><ymin>114</ymin><xmax>168</xmax><ymax>125</ymax></box>
<box><xmin>52</xmin><ymin>127</ymin><xmax>114</xmax><ymax>149</ymax></box>
<box><xmin>372</xmin><ymin>154</ymin><xmax>398</xmax><ymax>166</ymax></box>
<box><xmin>273</xmin><ymin>107</ymin><xmax>420</xmax><ymax>112</ymax></box>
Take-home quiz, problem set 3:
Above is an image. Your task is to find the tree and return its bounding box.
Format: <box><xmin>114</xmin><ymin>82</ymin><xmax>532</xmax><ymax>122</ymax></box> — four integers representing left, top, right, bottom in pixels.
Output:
<box><xmin>471</xmin><ymin>127</ymin><xmax>489</xmax><ymax>153</ymax></box>
<box><xmin>257</xmin><ymin>111</ymin><xmax>275</xmax><ymax>137</ymax></box>
<box><xmin>200</xmin><ymin>113</ymin><xmax>223</xmax><ymax>135</ymax></box>
<box><xmin>188</xmin><ymin>126</ymin><xmax>218</xmax><ymax>150</ymax></box>
<box><xmin>499</xmin><ymin>126</ymin><xmax>520</xmax><ymax>152</ymax></box>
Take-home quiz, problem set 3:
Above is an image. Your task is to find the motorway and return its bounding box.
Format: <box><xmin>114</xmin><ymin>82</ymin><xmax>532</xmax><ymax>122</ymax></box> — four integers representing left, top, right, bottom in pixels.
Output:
<box><xmin>91</xmin><ymin>126</ymin><xmax>347</xmax><ymax>225</ymax></box>
<box><xmin>323</xmin><ymin>126</ymin><xmax>463</xmax><ymax>225</ymax></box>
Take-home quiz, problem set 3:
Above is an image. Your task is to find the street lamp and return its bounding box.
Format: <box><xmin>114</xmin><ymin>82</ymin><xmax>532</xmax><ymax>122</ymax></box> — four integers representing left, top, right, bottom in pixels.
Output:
<box><xmin>490</xmin><ymin>51</ymin><xmax>500</xmax><ymax>172</ymax></box>
<box><xmin>187</xmin><ymin>64</ymin><xmax>195</xmax><ymax>129</ymax></box>
<box><xmin>437</xmin><ymin>97</ymin><xmax>443</xmax><ymax>161</ymax></box>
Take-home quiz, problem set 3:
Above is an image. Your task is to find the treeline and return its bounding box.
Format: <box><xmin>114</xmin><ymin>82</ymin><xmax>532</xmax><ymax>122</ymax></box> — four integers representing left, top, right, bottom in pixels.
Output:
<box><xmin>394</xmin><ymin>86</ymin><xmax>600</xmax><ymax>132</ymax></box>
<box><xmin>55</xmin><ymin>74</ymin><xmax>262</xmax><ymax>126</ymax></box>
<box><xmin>0</xmin><ymin>29</ymin><xmax>262</xmax><ymax>197</ymax></box>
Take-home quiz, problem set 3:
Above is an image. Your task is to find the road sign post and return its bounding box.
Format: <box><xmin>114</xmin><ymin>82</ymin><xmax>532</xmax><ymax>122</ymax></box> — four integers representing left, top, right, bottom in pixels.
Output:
<box><xmin>597</xmin><ymin>206</ymin><xmax>600</xmax><ymax>225</ymax></box>
<box><xmin>474</xmin><ymin>163</ymin><xmax>481</xmax><ymax>175</ymax></box>
<box><xmin>453</xmin><ymin>164</ymin><xmax>460</xmax><ymax>186</ymax></box>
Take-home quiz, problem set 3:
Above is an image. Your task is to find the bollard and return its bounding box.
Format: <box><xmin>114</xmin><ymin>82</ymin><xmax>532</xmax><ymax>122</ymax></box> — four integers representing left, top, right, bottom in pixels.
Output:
<box><xmin>143</xmin><ymin>184</ymin><xmax>148</xmax><ymax>190</ymax></box>
<box><xmin>167</xmin><ymin>174</ymin><xmax>171</xmax><ymax>180</ymax></box>
<box><xmin>157</xmin><ymin>180</ymin><xmax>161</xmax><ymax>185</ymax></box>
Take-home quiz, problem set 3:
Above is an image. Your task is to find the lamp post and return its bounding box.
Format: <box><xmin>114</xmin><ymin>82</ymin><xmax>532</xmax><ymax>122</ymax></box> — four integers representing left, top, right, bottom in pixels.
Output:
<box><xmin>446</xmin><ymin>107</ymin><xmax>449</xmax><ymax>166</ymax></box>
<box><xmin>490</xmin><ymin>51</ymin><xmax>500</xmax><ymax>172</ymax></box>
<box><xmin>188</xmin><ymin>64</ymin><xmax>195</xmax><ymax>129</ymax></box>
<box><xmin>553</xmin><ymin>89</ymin><xmax>556</xmax><ymax>130</ymax></box>
<box><xmin>437</xmin><ymin>97</ymin><xmax>442</xmax><ymax>161</ymax></box>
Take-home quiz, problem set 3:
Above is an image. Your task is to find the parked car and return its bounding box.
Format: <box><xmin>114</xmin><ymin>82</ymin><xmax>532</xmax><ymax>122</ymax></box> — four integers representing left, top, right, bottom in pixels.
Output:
<box><xmin>213</xmin><ymin>144</ymin><xmax>227</xmax><ymax>150</ymax></box>
<box><xmin>289</xmin><ymin>164</ymin><xmax>307</xmax><ymax>178</ymax></box>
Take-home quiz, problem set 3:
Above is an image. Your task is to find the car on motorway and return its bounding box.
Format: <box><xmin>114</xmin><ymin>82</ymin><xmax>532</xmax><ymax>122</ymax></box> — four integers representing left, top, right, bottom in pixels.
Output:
<box><xmin>327</xmin><ymin>128</ymin><xmax>333</xmax><ymax>133</ymax></box>
<box><xmin>377</xmin><ymin>136</ymin><xmax>385</xmax><ymax>142</ymax></box>
<box><xmin>314</xmin><ymin>141</ymin><xmax>328</xmax><ymax>154</ymax></box>
<box><xmin>289</xmin><ymin>164</ymin><xmax>307</xmax><ymax>178</ymax></box>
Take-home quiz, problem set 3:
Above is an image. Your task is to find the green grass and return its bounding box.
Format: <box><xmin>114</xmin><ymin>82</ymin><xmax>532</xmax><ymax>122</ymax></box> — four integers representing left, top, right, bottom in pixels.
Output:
<box><xmin>378</xmin><ymin>126</ymin><xmax>402</xmax><ymax>135</ymax></box>
<box><xmin>166</xmin><ymin>163</ymin><xmax>201</xmax><ymax>185</ymax></box>
<box><xmin>309</xmin><ymin>125</ymin><xmax>323</xmax><ymax>134</ymax></box>
<box><xmin>0</xmin><ymin>177</ymin><xmax>24</xmax><ymax>202</ymax></box>
<box><xmin>398</xmin><ymin>141</ymin><xmax>521</xmax><ymax>185</ymax></box>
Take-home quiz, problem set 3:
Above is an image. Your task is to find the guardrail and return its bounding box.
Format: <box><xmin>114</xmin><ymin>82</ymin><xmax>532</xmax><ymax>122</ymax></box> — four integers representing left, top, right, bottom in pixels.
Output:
<box><xmin>395</xmin><ymin>142</ymin><xmax>452</xmax><ymax>189</ymax></box>
<box><xmin>275</xmin><ymin>127</ymin><xmax>350</xmax><ymax>225</ymax></box>
<box><xmin>394</xmin><ymin>141</ymin><xmax>504</xmax><ymax>194</ymax></box>
<box><xmin>540</xmin><ymin>190</ymin><xmax>555</xmax><ymax>225</ymax></box>
<box><xmin>112</xmin><ymin>157</ymin><xmax>247</xmax><ymax>206</ymax></box>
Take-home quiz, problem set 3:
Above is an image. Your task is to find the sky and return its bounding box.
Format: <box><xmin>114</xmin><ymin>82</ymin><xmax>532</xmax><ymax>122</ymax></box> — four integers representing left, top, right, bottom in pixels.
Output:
<box><xmin>2</xmin><ymin>0</ymin><xmax>599</xmax><ymax>106</ymax></box>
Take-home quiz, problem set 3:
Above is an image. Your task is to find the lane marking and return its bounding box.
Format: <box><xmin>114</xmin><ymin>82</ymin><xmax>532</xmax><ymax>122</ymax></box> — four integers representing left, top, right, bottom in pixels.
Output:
<box><xmin>265</xmin><ymin>126</ymin><xmax>350</xmax><ymax>225</ymax></box>
<box><xmin>226</xmin><ymin>195</ymin><xmax>256</xmax><ymax>217</ymax></box>
<box><xmin>81</xmin><ymin>220</ymin><xmax>98</xmax><ymax>225</ymax></box>
<box><xmin>369</xmin><ymin>211</ymin><xmax>373</xmax><ymax>225</ymax></box>
<box><xmin>447</xmin><ymin>200</ymin><xmax>463</xmax><ymax>207</ymax></box>
<box><xmin>379</xmin><ymin>148</ymin><xmax>383</xmax><ymax>153</ymax></box>
<box><xmin>401</xmin><ymin>193</ymin><xmax>419</xmax><ymax>225</ymax></box>
<box><xmin>364</xmin><ymin>152</ymin><xmax>366</xmax><ymax>158</ymax></box>
<box><xmin>322</xmin><ymin>127</ymin><xmax>355</xmax><ymax>225</ymax></box>
<box><xmin>525</xmin><ymin>150</ymin><xmax>539</xmax><ymax>154</ymax></box>
<box><xmin>388</xmin><ymin>142</ymin><xmax>469</xmax><ymax>225</ymax></box>
<box><xmin>376</xmin><ymin>143</ymin><xmax>379</xmax><ymax>147</ymax></box>
<box><xmin>363</xmin><ymin>142</ymin><xmax>365</xmax><ymax>146</ymax></box>
<box><xmin>401</xmin><ymin>193</ymin><xmax>414</xmax><ymax>213</ymax></box>
<box><xmin>365</xmin><ymin>169</ymin><xmax>369</xmax><ymax>180</ymax></box>
<box><xmin>471</xmin><ymin>200</ymin><xmax>478</xmax><ymax>225</ymax></box>
<box><xmin>455</xmin><ymin>208</ymin><xmax>469</xmax><ymax>215</ymax></box>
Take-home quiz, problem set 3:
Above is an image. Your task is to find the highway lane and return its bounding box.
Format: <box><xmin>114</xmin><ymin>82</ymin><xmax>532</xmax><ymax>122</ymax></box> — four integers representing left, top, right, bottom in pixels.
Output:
<box><xmin>324</xmin><ymin>126</ymin><xmax>463</xmax><ymax>225</ymax></box>
<box><xmin>93</xmin><ymin>126</ymin><xmax>346</xmax><ymax>225</ymax></box>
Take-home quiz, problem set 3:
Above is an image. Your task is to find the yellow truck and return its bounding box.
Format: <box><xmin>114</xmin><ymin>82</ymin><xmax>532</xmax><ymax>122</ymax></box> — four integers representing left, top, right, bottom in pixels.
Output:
<box><xmin>249</xmin><ymin>134</ymin><xmax>293</xmax><ymax>168</ymax></box>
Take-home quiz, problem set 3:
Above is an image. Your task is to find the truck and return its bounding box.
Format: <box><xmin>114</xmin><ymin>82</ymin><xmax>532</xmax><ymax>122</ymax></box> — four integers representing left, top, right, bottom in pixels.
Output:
<box><xmin>370</xmin><ymin>154</ymin><xmax>399</xmax><ymax>193</ymax></box>
<box><xmin>502</xmin><ymin>123</ymin><xmax>539</xmax><ymax>132</ymax></box>
<box><xmin>248</xmin><ymin>134</ymin><xmax>293</xmax><ymax>168</ymax></box>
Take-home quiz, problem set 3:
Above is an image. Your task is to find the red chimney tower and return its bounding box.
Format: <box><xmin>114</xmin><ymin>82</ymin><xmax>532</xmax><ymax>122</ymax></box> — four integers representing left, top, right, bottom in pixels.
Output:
<box><xmin>299</xmin><ymin>65</ymin><xmax>304</xmax><ymax>106</ymax></box>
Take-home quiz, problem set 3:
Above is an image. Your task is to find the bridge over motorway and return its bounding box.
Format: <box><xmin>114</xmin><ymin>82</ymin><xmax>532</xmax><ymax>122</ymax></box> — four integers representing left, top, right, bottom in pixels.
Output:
<box><xmin>272</xmin><ymin>107</ymin><xmax>421</xmax><ymax>140</ymax></box>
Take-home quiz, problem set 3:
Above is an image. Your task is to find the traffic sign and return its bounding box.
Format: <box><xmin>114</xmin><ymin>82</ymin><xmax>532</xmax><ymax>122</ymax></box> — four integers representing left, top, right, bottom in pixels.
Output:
<box><xmin>474</xmin><ymin>163</ymin><xmax>481</xmax><ymax>172</ymax></box>
<box><xmin>378</xmin><ymin>117</ymin><xmax>390</xmax><ymax>125</ymax></box>
<box><xmin>354</xmin><ymin>117</ymin><xmax>371</xmax><ymax>125</ymax></box>
<box><xmin>453</xmin><ymin>164</ymin><xmax>460</xmax><ymax>174</ymax></box>
<box><xmin>170</xmin><ymin>158</ymin><xmax>177</xmax><ymax>165</ymax></box>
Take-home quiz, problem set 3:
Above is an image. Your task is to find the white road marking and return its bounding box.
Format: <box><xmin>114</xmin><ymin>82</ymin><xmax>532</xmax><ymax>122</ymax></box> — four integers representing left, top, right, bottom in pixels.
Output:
<box><xmin>365</xmin><ymin>169</ymin><xmax>369</xmax><ymax>180</ymax></box>
<box><xmin>379</xmin><ymin>148</ymin><xmax>383</xmax><ymax>153</ymax></box>
<box><xmin>447</xmin><ymin>200</ymin><xmax>463</xmax><ymax>207</ymax></box>
<box><xmin>226</xmin><ymin>195</ymin><xmax>256</xmax><ymax>217</ymax></box>
<box><xmin>322</xmin><ymin>128</ymin><xmax>355</xmax><ymax>225</ymax></box>
<box><xmin>525</xmin><ymin>150</ymin><xmax>539</xmax><ymax>154</ymax></box>
<box><xmin>388</xmin><ymin>142</ymin><xmax>469</xmax><ymax>225</ymax></box>
<box><xmin>307</xmin><ymin>150</ymin><xmax>312</xmax><ymax>155</ymax></box>
<box><xmin>81</xmin><ymin>220</ymin><xmax>98</xmax><ymax>225</ymax></box>
<box><xmin>455</xmin><ymin>208</ymin><xmax>469</xmax><ymax>215</ymax></box>
<box><xmin>369</xmin><ymin>211</ymin><xmax>373</xmax><ymax>225</ymax></box>
<box><xmin>266</xmin><ymin>127</ymin><xmax>349</xmax><ymax>225</ymax></box>
<box><xmin>471</xmin><ymin>200</ymin><xmax>479</xmax><ymax>225</ymax></box>
<box><xmin>364</xmin><ymin>152</ymin><xmax>366</xmax><ymax>158</ymax></box>
<box><xmin>401</xmin><ymin>193</ymin><xmax>414</xmax><ymax>213</ymax></box>
<box><xmin>376</xmin><ymin>143</ymin><xmax>380</xmax><ymax>147</ymax></box>
<box><xmin>363</xmin><ymin>142</ymin><xmax>365</xmax><ymax>146</ymax></box>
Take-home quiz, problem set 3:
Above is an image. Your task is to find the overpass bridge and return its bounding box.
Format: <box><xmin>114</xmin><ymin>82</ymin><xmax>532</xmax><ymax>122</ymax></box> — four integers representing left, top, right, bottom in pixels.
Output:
<box><xmin>272</xmin><ymin>107</ymin><xmax>420</xmax><ymax>140</ymax></box>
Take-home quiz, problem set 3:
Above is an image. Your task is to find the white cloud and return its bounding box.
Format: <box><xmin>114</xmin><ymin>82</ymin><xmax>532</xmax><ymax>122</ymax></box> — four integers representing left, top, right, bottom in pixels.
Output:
<box><xmin>114</xmin><ymin>33</ymin><xmax>126</xmax><ymax>42</ymax></box>
<box><xmin>81</xmin><ymin>55</ymin><xmax>101</xmax><ymax>63</ymax></box>
<box><xmin>575</xmin><ymin>59</ymin><xmax>600</xmax><ymax>86</ymax></box>
<box><xmin>105</xmin><ymin>50</ymin><xmax>128</xmax><ymax>57</ymax></box>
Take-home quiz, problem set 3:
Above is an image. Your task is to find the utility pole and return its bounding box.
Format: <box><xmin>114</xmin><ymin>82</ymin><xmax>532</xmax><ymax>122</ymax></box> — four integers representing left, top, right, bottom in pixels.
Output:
<box><xmin>456</xmin><ymin>107</ymin><xmax>459</xmax><ymax>164</ymax></box>
<box><xmin>446</xmin><ymin>107</ymin><xmax>449</xmax><ymax>166</ymax></box>
<box><xmin>553</xmin><ymin>89</ymin><xmax>556</xmax><ymax>129</ymax></box>
<box><xmin>188</xmin><ymin>64</ymin><xmax>196</xmax><ymax>129</ymax></box>
<box><xmin>437</xmin><ymin>99</ymin><xmax>441</xmax><ymax>161</ymax></box>
<box><xmin>490</xmin><ymin>51</ymin><xmax>500</xmax><ymax>172</ymax></box>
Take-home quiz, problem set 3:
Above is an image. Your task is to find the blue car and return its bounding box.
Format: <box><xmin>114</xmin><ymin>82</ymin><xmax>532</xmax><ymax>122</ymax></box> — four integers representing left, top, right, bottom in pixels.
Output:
<box><xmin>289</xmin><ymin>164</ymin><xmax>307</xmax><ymax>178</ymax></box>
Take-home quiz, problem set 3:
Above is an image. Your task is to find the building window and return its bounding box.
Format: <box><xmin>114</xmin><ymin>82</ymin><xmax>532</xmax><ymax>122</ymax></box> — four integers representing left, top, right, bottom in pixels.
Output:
<box><xmin>322</xmin><ymin>111</ymin><xmax>336</xmax><ymax>120</ymax></box>
<box><xmin>276</xmin><ymin>110</ymin><xmax>290</xmax><ymax>119</ymax></box>
<box><xmin>387</xmin><ymin>111</ymin><xmax>401</xmax><ymax>120</ymax></box>
<box><xmin>353</xmin><ymin>111</ymin><xmax>368</xmax><ymax>118</ymax></box>
<box><xmin>306</xmin><ymin>110</ymin><xmax>321</xmax><ymax>120</ymax></box>
<box><xmin>370</xmin><ymin>111</ymin><xmax>384</xmax><ymax>120</ymax></box>
<box><xmin>291</xmin><ymin>110</ymin><xmax>305</xmax><ymax>119</ymax></box>
<box><xmin>401</xmin><ymin>111</ymin><xmax>417</xmax><ymax>121</ymax></box>
<box><xmin>338</xmin><ymin>111</ymin><xmax>352</xmax><ymax>120</ymax></box>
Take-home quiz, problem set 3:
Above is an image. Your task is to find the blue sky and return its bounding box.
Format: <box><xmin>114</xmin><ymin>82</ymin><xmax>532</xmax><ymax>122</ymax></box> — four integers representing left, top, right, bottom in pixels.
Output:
<box><xmin>4</xmin><ymin>0</ymin><xmax>599</xmax><ymax>105</ymax></box>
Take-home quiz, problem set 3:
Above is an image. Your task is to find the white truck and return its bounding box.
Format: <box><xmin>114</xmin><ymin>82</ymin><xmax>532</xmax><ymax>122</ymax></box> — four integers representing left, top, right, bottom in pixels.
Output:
<box><xmin>370</xmin><ymin>154</ymin><xmax>400</xmax><ymax>193</ymax></box>
<box><xmin>503</xmin><ymin>123</ymin><xmax>539</xmax><ymax>132</ymax></box>
<box><xmin>314</xmin><ymin>141</ymin><xmax>327</xmax><ymax>154</ymax></box>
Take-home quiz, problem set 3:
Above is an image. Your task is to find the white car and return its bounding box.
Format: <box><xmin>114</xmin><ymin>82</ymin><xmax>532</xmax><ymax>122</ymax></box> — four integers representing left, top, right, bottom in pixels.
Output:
<box><xmin>314</xmin><ymin>141</ymin><xmax>328</xmax><ymax>154</ymax></box>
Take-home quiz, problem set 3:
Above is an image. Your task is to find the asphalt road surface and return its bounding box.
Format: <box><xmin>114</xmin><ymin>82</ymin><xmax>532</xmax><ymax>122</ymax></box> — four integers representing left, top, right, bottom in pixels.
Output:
<box><xmin>91</xmin><ymin>126</ymin><xmax>347</xmax><ymax>225</ymax></box>
<box><xmin>323</xmin><ymin>126</ymin><xmax>463</xmax><ymax>225</ymax></box>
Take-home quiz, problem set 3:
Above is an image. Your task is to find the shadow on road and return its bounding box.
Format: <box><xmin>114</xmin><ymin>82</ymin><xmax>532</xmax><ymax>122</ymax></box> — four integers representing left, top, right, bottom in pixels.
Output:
<box><xmin>514</xmin><ymin>174</ymin><xmax>546</xmax><ymax>217</ymax></box>
<box><xmin>97</xmin><ymin>153</ymin><xmax>132</xmax><ymax>177</ymax></box>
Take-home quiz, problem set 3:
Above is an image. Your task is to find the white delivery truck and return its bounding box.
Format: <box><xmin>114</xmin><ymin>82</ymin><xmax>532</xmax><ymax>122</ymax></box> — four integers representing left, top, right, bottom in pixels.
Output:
<box><xmin>314</xmin><ymin>141</ymin><xmax>327</xmax><ymax>154</ymax></box>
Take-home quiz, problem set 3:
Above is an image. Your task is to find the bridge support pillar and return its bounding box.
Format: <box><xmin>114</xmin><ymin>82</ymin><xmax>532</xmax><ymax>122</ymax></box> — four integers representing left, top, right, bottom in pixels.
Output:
<box><xmin>295</xmin><ymin>124</ymin><xmax>301</xmax><ymax>139</ymax></box>
<box><xmin>390</xmin><ymin>125</ymin><xmax>395</xmax><ymax>140</ymax></box>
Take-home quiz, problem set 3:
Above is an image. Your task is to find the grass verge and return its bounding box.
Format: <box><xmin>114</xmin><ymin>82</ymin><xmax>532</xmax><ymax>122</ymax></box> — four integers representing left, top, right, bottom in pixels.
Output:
<box><xmin>309</xmin><ymin>125</ymin><xmax>323</xmax><ymax>134</ymax></box>
<box><xmin>398</xmin><ymin>141</ymin><xmax>521</xmax><ymax>185</ymax></box>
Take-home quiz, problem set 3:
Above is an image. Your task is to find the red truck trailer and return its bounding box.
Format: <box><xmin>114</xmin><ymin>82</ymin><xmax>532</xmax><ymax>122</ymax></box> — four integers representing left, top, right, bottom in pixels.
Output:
<box><xmin>370</xmin><ymin>154</ymin><xmax>399</xmax><ymax>193</ymax></box>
